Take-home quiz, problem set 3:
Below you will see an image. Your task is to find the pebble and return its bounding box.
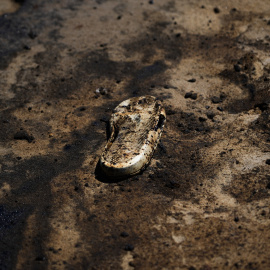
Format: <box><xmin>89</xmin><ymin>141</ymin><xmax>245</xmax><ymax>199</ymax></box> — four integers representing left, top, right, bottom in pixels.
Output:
<box><xmin>35</xmin><ymin>256</ymin><xmax>46</xmax><ymax>261</ymax></box>
<box><xmin>87</xmin><ymin>215</ymin><xmax>97</xmax><ymax>221</ymax></box>
<box><xmin>214</xmin><ymin>7</ymin><xmax>220</xmax><ymax>13</ymax></box>
<box><xmin>234</xmin><ymin>64</ymin><xmax>241</xmax><ymax>72</ymax></box>
<box><xmin>199</xmin><ymin>117</ymin><xmax>207</xmax><ymax>122</ymax></box>
<box><xmin>120</xmin><ymin>232</ymin><xmax>129</xmax><ymax>237</ymax></box>
<box><xmin>14</xmin><ymin>131</ymin><xmax>34</xmax><ymax>143</ymax></box>
<box><xmin>95</xmin><ymin>87</ymin><xmax>108</xmax><ymax>95</ymax></box>
<box><xmin>124</xmin><ymin>244</ymin><xmax>134</xmax><ymax>251</ymax></box>
<box><xmin>220</xmin><ymin>93</ymin><xmax>227</xmax><ymax>100</ymax></box>
<box><xmin>206</xmin><ymin>112</ymin><xmax>215</xmax><ymax>120</ymax></box>
<box><xmin>79</xmin><ymin>106</ymin><xmax>86</xmax><ymax>111</ymax></box>
<box><xmin>185</xmin><ymin>92</ymin><xmax>197</xmax><ymax>100</ymax></box>
<box><xmin>23</xmin><ymin>45</ymin><xmax>31</xmax><ymax>50</ymax></box>
<box><xmin>211</xmin><ymin>96</ymin><xmax>222</xmax><ymax>104</ymax></box>
<box><xmin>234</xmin><ymin>217</ymin><xmax>239</xmax><ymax>222</ymax></box>
<box><xmin>28</xmin><ymin>30</ymin><xmax>37</xmax><ymax>39</ymax></box>
<box><xmin>165</xmin><ymin>180</ymin><xmax>180</xmax><ymax>189</ymax></box>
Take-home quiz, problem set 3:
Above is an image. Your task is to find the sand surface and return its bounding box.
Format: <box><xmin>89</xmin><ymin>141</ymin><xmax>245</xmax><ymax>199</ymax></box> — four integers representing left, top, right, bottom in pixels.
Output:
<box><xmin>0</xmin><ymin>0</ymin><xmax>270</xmax><ymax>269</ymax></box>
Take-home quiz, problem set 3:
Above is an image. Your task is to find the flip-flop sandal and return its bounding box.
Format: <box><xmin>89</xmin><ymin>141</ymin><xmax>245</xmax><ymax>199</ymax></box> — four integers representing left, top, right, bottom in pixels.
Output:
<box><xmin>100</xmin><ymin>96</ymin><xmax>166</xmax><ymax>178</ymax></box>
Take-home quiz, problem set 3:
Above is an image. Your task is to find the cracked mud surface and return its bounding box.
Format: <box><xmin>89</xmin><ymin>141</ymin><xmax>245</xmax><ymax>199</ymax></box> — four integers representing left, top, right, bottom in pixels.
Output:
<box><xmin>0</xmin><ymin>0</ymin><xmax>269</xmax><ymax>269</ymax></box>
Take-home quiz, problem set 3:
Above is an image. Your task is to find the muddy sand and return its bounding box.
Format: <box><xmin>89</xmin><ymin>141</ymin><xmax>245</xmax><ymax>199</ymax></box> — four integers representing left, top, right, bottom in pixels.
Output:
<box><xmin>0</xmin><ymin>0</ymin><xmax>270</xmax><ymax>269</ymax></box>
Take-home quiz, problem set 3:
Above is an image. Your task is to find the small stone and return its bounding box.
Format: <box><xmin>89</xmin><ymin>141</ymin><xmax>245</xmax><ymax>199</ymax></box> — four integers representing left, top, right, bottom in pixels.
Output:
<box><xmin>187</xmin><ymin>78</ymin><xmax>196</xmax><ymax>83</ymax></box>
<box><xmin>87</xmin><ymin>215</ymin><xmax>97</xmax><ymax>221</ymax></box>
<box><xmin>214</xmin><ymin>7</ymin><xmax>220</xmax><ymax>13</ymax></box>
<box><xmin>234</xmin><ymin>217</ymin><xmax>239</xmax><ymax>222</ymax></box>
<box><xmin>35</xmin><ymin>256</ymin><xmax>46</xmax><ymax>261</ymax></box>
<box><xmin>220</xmin><ymin>93</ymin><xmax>227</xmax><ymax>100</ymax></box>
<box><xmin>199</xmin><ymin>117</ymin><xmax>207</xmax><ymax>122</ymax></box>
<box><xmin>234</xmin><ymin>64</ymin><xmax>241</xmax><ymax>72</ymax></box>
<box><xmin>211</xmin><ymin>96</ymin><xmax>222</xmax><ymax>104</ymax></box>
<box><xmin>266</xmin><ymin>159</ymin><xmax>270</xmax><ymax>165</ymax></box>
<box><xmin>95</xmin><ymin>87</ymin><xmax>108</xmax><ymax>96</ymax></box>
<box><xmin>185</xmin><ymin>92</ymin><xmax>197</xmax><ymax>100</ymax></box>
<box><xmin>217</xmin><ymin>106</ymin><xmax>223</xmax><ymax>111</ymax></box>
<box><xmin>124</xmin><ymin>244</ymin><xmax>134</xmax><ymax>251</ymax></box>
<box><xmin>14</xmin><ymin>131</ymin><xmax>34</xmax><ymax>143</ymax></box>
<box><xmin>79</xmin><ymin>106</ymin><xmax>86</xmax><ymax>111</ymax></box>
<box><xmin>28</xmin><ymin>30</ymin><xmax>37</xmax><ymax>39</ymax></box>
<box><xmin>23</xmin><ymin>45</ymin><xmax>31</xmax><ymax>50</ymax></box>
<box><xmin>206</xmin><ymin>112</ymin><xmax>215</xmax><ymax>120</ymax></box>
<box><xmin>120</xmin><ymin>232</ymin><xmax>129</xmax><ymax>237</ymax></box>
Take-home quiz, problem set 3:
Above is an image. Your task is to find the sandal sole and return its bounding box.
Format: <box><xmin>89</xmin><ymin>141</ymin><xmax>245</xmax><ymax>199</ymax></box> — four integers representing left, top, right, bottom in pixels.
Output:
<box><xmin>100</xmin><ymin>96</ymin><xmax>166</xmax><ymax>178</ymax></box>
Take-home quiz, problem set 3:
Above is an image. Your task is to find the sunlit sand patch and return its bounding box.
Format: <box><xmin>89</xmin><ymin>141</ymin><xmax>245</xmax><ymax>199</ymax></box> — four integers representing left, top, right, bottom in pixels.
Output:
<box><xmin>0</xmin><ymin>182</ymin><xmax>11</xmax><ymax>198</ymax></box>
<box><xmin>0</xmin><ymin>0</ymin><xmax>20</xmax><ymax>16</ymax></box>
<box><xmin>121</xmin><ymin>253</ymin><xmax>134</xmax><ymax>270</ymax></box>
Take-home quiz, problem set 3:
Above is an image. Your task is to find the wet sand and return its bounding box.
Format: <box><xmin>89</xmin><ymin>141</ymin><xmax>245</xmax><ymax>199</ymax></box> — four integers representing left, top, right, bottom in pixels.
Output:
<box><xmin>0</xmin><ymin>0</ymin><xmax>270</xmax><ymax>269</ymax></box>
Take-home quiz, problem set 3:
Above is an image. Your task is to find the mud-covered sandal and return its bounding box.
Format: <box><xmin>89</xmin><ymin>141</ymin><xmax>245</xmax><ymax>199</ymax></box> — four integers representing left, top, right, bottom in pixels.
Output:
<box><xmin>100</xmin><ymin>96</ymin><xmax>166</xmax><ymax>178</ymax></box>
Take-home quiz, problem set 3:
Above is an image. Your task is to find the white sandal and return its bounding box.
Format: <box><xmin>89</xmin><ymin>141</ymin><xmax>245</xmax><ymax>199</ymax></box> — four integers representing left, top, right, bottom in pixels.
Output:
<box><xmin>100</xmin><ymin>96</ymin><xmax>166</xmax><ymax>178</ymax></box>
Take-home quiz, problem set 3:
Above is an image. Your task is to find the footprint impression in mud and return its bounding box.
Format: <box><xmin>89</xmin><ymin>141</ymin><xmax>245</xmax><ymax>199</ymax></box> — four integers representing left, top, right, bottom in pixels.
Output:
<box><xmin>99</xmin><ymin>96</ymin><xmax>166</xmax><ymax>179</ymax></box>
